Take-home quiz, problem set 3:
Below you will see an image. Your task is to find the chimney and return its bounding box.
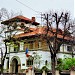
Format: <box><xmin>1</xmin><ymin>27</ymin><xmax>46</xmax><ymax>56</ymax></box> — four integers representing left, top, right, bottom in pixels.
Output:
<box><xmin>32</xmin><ymin>17</ymin><xmax>35</xmax><ymax>22</ymax></box>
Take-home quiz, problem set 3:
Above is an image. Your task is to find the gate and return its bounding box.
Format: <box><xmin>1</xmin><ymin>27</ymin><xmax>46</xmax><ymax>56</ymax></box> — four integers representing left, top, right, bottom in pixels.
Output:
<box><xmin>35</xmin><ymin>72</ymin><xmax>42</xmax><ymax>75</ymax></box>
<box><xmin>47</xmin><ymin>73</ymin><xmax>52</xmax><ymax>75</ymax></box>
<box><xmin>60</xmin><ymin>71</ymin><xmax>70</xmax><ymax>75</ymax></box>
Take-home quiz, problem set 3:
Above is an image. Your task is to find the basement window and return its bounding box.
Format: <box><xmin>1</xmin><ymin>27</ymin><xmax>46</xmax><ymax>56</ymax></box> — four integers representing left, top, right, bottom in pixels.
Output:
<box><xmin>22</xmin><ymin>64</ymin><xmax>25</xmax><ymax>66</ymax></box>
<box><xmin>67</xmin><ymin>46</ymin><xmax>72</xmax><ymax>52</ymax></box>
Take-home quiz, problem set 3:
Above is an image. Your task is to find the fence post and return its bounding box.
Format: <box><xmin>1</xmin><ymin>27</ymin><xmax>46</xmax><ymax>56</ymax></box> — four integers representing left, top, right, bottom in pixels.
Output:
<box><xmin>56</xmin><ymin>70</ymin><xmax>60</xmax><ymax>75</ymax></box>
<box><xmin>70</xmin><ymin>71</ymin><xmax>75</xmax><ymax>75</ymax></box>
<box><xmin>26</xmin><ymin>69</ymin><xmax>29</xmax><ymax>75</ymax></box>
<box><xmin>32</xmin><ymin>69</ymin><xmax>35</xmax><ymax>75</ymax></box>
<box><xmin>42</xmin><ymin>71</ymin><xmax>46</xmax><ymax>75</ymax></box>
<box><xmin>28</xmin><ymin>69</ymin><xmax>32</xmax><ymax>75</ymax></box>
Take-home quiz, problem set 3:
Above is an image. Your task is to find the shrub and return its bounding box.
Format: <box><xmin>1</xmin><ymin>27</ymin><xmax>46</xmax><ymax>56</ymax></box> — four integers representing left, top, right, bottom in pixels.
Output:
<box><xmin>56</xmin><ymin>58</ymin><xmax>75</xmax><ymax>71</ymax></box>
<box><xmin>42</xmin><ymin>66</ymin><xmax>49</xmax><ymax>72</ymax></box>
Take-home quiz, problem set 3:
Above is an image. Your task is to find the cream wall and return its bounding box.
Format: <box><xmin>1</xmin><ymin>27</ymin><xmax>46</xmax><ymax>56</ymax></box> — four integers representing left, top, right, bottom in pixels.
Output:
<box><xmin>4</xmin><ymin>51</ymin><xmax>51</xmax><ymax>70</ymax></box>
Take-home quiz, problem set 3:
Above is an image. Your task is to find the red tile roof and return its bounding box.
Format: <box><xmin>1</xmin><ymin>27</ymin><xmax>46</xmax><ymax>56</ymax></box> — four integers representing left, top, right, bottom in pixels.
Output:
<box><xmin>1</xmin><ymin>15</ymin><xmax>39</xmax><ymax>25</ymax></box>
<box><xmin>14</xmin><ymin>27</ymin><xmax>44</xmax><ymax>38</ymax></box>
<box><xmin>13</xmin><ymin>26</ymin><xmax>73</xmax><ymax>41</ymax></box>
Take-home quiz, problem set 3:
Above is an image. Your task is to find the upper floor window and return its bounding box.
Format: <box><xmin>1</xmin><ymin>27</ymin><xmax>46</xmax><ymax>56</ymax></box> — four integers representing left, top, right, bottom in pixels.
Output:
<box><xmin>28</xmin><ymin>41</ymin><xmax>33</xmax><ymax>49</ymax></box>
<box><xmin>20</xmin><ymin>42</ymin><xmax>24</xmax><ymax>51</ymax></box>
<box><xmin>14</xmin><ymin>42</ymin><xmax>20</xmax><ymax>52</ymax></box>
<box><xmin>24</xmin><ymin>41</ymin><xmax>33</xmax><ymax>49</ymax></box>
<box><xmin>67</xmin><ymin>46</ymin><xmax>72</xmax><ymax>52</ymax></box>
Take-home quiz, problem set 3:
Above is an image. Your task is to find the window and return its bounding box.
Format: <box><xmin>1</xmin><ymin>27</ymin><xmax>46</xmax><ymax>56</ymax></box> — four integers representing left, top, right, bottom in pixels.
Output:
<box><xmin>24</xmin><ymin>41</ymin><xmax>33</xmax><ymax>49</ymax></box>
<box><xmin>35</xmin><ymin>41</ymin><xmax>38</xmax><ymax>49</ymax></box>
<box><xmin>29</xmin><ymin>41</ymin><xmax>33</xmax><ymax>49</ymax></box>
<box><xmin>20</xmin><ymin>42</ymin><xmax>24</xmax><ymax>51</ymax></box>
<box><xmin>45</xmin><ymin>60</ymin><xmax>48</xmax><ymax>65</ymax></box>
<box><xmin>42</xmin><ymin>41</ymin><xmax>48</xmax><ymax>49</ymax></box>
<box><xmin>14</xmin><ymin>42</ymin><xmax>20</xmax><ymax>52</ymax></box>
<box><xmin>26</xmin><ymin>56</ymin><xmax>33</xmax><ymax>66</ymax></box>
<box><xmin>38</xmin><ymin>41</ymin><xmax>41</xmax><ymax>48</ymax></box>
<box><xmin>67</xmin><ymin>46</ymin><xmax>72</xmax><ymax>51</ymax></box>
<box><xmin>24</xmin><ymin>42</ymin><xmax>29</xmax><ymax>49</ymax></box>
<box><xmin>27</xmin><ymin>60</ymin><xmax>33</xmax><ymax>66</ymax></box>
<box><xmin>22</xmin><ymin>64</ymin><xmax>25</xmax><ymax>66</ymax></box>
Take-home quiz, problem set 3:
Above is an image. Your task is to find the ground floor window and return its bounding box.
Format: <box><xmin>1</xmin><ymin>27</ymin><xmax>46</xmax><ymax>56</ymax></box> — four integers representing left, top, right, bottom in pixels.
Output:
<box><xmin>26</xmin><ymin>56</ymin><xmax>33</xmax><ymax>66</ymax></box>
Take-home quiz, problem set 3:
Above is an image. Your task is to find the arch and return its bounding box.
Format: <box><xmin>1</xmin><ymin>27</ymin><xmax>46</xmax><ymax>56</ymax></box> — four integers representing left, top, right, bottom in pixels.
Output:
<box><xmin>10</xmin><ymin>56</ymin><xmax>21</xmax><ymax>73</ymax></box>
<box><xmin>10</xmin><ymin>56</ymin><xmax>21</xmax><ymax>64</ymax></box>
<box><xmin>12</xmin><ymin>58</ymin><xmax>18</xmax><ymax>73</ymax></box>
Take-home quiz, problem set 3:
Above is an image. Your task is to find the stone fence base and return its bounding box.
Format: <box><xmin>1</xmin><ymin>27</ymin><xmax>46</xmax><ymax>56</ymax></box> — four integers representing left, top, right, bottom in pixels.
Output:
<box><xmin>25</xmin><ymin>70</ymin><xmax>75</xmax><ymax>75</ymax></box>
<box><xmin>70</xmin><ymin>71</ymin><xmax>75</xmax><ymax>75</ymax></box>
<box><xmin>1</xmin><ymin>70</ymin><xmax>75</xmax><ymax>75</ymax></box>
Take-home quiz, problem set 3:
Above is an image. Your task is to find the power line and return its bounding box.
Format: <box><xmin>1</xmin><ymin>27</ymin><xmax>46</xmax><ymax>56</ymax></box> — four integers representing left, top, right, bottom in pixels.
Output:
<box><xmin>16</xmin><ymin>0</ymin><xmax>41</xmax><ymax>14</ymax></box>
<box><xmin>16</xmin><ymin>0</ymin><xmax>44</xmax><ymax>24</ymax></box>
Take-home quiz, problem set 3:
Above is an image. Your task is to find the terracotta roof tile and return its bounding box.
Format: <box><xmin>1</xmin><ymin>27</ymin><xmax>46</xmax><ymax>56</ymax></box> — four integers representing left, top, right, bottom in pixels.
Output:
<box><xmin>13</xmin><ymin>26</ymin><xmax>73</xmax><ymax>41</ymax></box>
<box><xmin>1</xmin><ymin>15</ymin><xmax>39</xmax><ymax>25</ymax></box>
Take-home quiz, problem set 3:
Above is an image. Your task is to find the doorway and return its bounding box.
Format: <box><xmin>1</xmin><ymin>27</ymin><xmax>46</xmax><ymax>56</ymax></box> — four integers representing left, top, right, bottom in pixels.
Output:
<box><xmin>12</xmin><ymin>58</ymin><xmax>18</xmax><ymax>73</ymax></box>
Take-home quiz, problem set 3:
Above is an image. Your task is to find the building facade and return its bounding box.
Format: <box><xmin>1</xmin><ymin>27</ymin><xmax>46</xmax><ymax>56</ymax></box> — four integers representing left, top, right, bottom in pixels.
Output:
<box><xmin>1</xmin><ymin>16</ymin><xmax>75</xmax><ymax>73</ymax></box>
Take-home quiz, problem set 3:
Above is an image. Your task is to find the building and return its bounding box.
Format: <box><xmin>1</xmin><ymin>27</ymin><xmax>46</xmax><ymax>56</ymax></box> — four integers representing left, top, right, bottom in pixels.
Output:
<box><xmin>1</xmin><ymin>15</ymin><xmax>75</xmax><ymax>73</ymax></box>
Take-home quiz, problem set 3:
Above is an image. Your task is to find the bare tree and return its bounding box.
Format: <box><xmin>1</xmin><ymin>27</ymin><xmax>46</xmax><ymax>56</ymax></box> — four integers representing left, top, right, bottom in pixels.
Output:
<box><xmin>0</xmin><ymin>8</ymin><xmax>22</xmax><ymax>73</ymax></box>
<box><xmin>42</xmin><ymin>12</ymin><xmax>75</xmax><ymax>75</ymax></box>
<box><xmin>0</xmin><ymin>8</ymin><xmax>22</xmax><ymax>20</ymax></box>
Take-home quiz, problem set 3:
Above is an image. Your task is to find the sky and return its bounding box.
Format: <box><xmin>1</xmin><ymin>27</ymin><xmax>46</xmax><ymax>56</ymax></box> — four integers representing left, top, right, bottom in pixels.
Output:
<box><xmin>0</xmin><ymin>0</ymin><xmax>74</xmax><ymax>23</ymax></box>
<box><xmin>0</xmin><ymin>0</ymin><xmax>74</xmax><ymax>57</ymax></box>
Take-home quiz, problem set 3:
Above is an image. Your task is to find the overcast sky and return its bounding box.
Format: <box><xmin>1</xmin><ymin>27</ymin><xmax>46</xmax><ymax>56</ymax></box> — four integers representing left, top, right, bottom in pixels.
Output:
<box><xmin>0</xmin><ymin>0</ymin><xmax>74</xmax><ymax>22</ymax></box>
<box><xmin>0</xmin><ymin>0</ymin><xmax>74</xmax><ymax>55</ymax></box>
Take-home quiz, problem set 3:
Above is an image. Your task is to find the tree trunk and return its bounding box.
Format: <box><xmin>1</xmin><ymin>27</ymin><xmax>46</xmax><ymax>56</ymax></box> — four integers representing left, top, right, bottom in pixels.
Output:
<box><xmin>1</xmin><ymin>42</ymin><xmax>7</xmax><ymax>73</ymax></box>
<box><xmin>51</xmin><ymin>54</ymin><xmax>56</xmax><ymax>75</ymax></box>
<box><xmin>1</xmin><ymin>67</ymin><xmax>3</xmax><ymax>73</ymax></box>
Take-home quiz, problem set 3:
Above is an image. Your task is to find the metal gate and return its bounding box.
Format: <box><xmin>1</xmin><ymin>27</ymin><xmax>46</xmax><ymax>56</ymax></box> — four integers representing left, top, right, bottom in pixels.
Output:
<box><xmin>47</xmin><ymin>73</ymin><xmax>52</xmax><ymax>75</ymax></box>
<box><xmin>35</xmin><ymin>72</ymin><xmax>42</xmax><ymax>75</ymax></box>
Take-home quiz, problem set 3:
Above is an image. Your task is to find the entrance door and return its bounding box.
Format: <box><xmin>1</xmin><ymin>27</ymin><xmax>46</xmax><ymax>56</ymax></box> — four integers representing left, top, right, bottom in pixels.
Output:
<box><xmin>12</xmin><ymin>58</ymin><xmax>18</xmax><ymax>73</ymax></box>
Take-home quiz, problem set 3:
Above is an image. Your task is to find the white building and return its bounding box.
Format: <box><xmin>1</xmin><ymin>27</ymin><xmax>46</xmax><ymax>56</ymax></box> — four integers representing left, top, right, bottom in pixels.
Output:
<box><xmin>1</xmin><ymin>15</ymin><xmax>75</xmax><ymax>73</ymax></box>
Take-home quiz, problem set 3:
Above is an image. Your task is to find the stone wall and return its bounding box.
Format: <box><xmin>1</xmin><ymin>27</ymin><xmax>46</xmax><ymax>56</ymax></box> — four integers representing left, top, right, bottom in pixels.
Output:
<box><xmin>25</xmin><ymin>70</ymin><xmax>75</xmax><ymax>75</ymax></box>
